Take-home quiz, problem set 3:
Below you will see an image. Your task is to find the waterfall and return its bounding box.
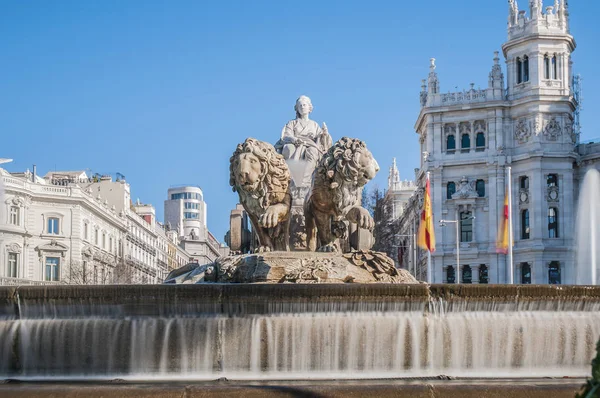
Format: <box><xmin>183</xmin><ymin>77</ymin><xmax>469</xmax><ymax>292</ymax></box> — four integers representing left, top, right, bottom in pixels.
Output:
<box><xmin>1</xmin><ymin>285</ymin><xmax>600</xmax><ymax>380</ymax></box>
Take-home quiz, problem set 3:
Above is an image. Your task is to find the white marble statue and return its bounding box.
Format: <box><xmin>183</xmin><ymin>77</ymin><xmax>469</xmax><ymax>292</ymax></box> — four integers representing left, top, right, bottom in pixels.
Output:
<box><xmin>274</xmin><ymin>96</ymin><xmax>332</xmax><ymax>182</ymax></box>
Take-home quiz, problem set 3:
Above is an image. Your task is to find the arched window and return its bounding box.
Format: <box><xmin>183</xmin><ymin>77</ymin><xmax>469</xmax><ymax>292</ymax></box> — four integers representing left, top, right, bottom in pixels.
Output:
<box><xmin>463</xmin><ymin>265</ymin><xmax>472</xmax><ymax>284</ymax></box>
<box><xmin>544</xmin><ymin>54</ymin><xmax>550</xmax><ymax>79</ymax></box>
<box><xmin>549</xmin><ymin>261</ymin><xmax>561</xmax><ymax>284</ymax></box>
<box><xmin>476</xmin><ymin>132</ymin><xmax>485</xmax><ymax>149</ymax></box>
<box><xmin>447</xmin><ymin>135</ymin><xmax>456</xmax><ymax>152</ymax></box>
<box><xmin>447</xmin><ymin>182</ymin><xmax>456</xmax><ymax>199</ymax></box>
<box><xmin>479</xmin><ymin>265</ymin><xmax>489</xmax><ymax>284</ymax></box>
<box><xmin>460</xmin><ymin>211</ymin><xmax>473</xmax><ymax>242</ymax></box>
<box><xmin>520</xmin><ymin>176</ymin><xmax>529</xmax><ymax>189</ymax></box>
<box><xmin>521</xmin><ymin>209</ymin><xmax>530</xmax><ymax>239</ymax></box>
<box><xmin>476</xmin><ymin>180</ymin><xmax>485</xmax><ymax>197</ymax></box>
<box><xmin>461</xmin><ymin>134</ymin><xmax>470</xmax><ymax>150</ymax></box>
<box><xmin>447</xmin><ymin>266</ymin><xmax>456</xmax><ymax>284</ymax></box>
<box><xmin>552</xmin><ymin>55</ymin><xmax>557</xmax><ymax>79</ymax></box>
<box><xmin>521</xmin><ymin>262</ymin><xmax>531</xmax><ymax>284</ymax></box>
<box><xmin>516</xmin><ymin>57</ymin><xmax>523</xmax><ymax>83</ymax></box>
<box><xmin>523</xmin><ymin>55</ymin><xmax>529</xmax><ymax>82</ymax></box>
<box><xmin>548</xmin><ymin>207</ymin><xmax>559</xmax><ymax>238</ymax></box>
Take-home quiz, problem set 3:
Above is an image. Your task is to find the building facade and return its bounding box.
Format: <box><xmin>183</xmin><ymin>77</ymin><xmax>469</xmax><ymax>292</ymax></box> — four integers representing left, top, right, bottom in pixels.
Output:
<box><xmin>400</xmin><ymin>0</ymin><xmax>595</xmax><ymax>284</ymax></box>
<box><xmin>0</xmin><ymin>168</ymin><xmax>128</xmax><ymax>285</ymax></box>
<box><xmin>0</xmin><ymin>167</ymin><xmax>195</xmax><ymax>285</ymax></box>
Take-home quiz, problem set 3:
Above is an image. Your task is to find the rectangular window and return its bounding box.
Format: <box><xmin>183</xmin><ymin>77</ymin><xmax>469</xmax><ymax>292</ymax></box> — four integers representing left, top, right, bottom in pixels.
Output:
<box><xmin>520</xmin><ymin>176</ymin><xmax>529</xmax><ymax>189</ymax></box>
<box><xmin>521</xmin><ymin>262</ymin><xmax>531</xmax><ymax>284</ymax></box>
<box><xmin>10</xmin><ymin>207</ymin><xmax>20</xmax><ymax>226</ymax></box>
<box><xmin>549</xmin><ymin>261</ymin><xmax>561</xmax><ymax>284</ymax></box>
<box><xmin>84</xmin><ymin>223</ymin><xmax>89</xmax><ymax>240</ymax></box>
<box><xmin>102</xmin><ymin>233</ymin><xmax>106</xmax><ymax>249</ymax></box>
<box><xmin>547</xmin><ymin>174</ymin><xmax>558</xmax><ymax>187</ymax></box>
<box><xmin>516</xmin><ymin>58</ymin><xmax>523</xmax><ymax>83</ymax></box>
<box><xmin>521</xmin><ymin>209</ymin><xmax>530</xmax><ymax>239</ymax></box>
<box><xmin>7</xmin><ymin>253</ymin><xmax>18</xmax><ymax>278</ymax></box>
<box><xmin>45</xmin><ymin>257</ymin><xmax>60</xmax><ymax>281</ymax></box>
<box><xmin>479</xmin><ymin>265</ymin><xmax>489</xmax><ymax>284</ymax></box>
<box><xmin>47</xmin><ymin>217</ymin><xmax>59</xmax><ymax>234</ymax></box>
<box><xmin>94</xmin><ymin>265</ymin><xmax>98</xmax><ymax>284</ymax></box>
<box><xmin>109</xmin><ymin>237</ymin><xmax>113</xmax><ymax>253</ymax></box>
<box><xmin>462</xmin><ymin>265</ymin><xmax>472</xmax><ymax>284</ymax></box>
<box><xmin>95</xmin><ymin>229</ymin><xmax>99</xmax><ymax>245</ymax></box>
<box><xmin>446</xmin><ymin>266</ymin><xmax>456</xmax><ymax>284</ymax></box>
<box><xmin>548</xmin><ymin>207</ymin><xmax>559</xmax><ymax>238</ymax></box>
<box><xmin>476</xmin><ymin>180</ymin><xmax>485</xmax><ymax>197</ymax></box>
<box><xmin>460</xmin><ymin>212</ymin><xmax>473</xmax><ymax>242</ymax></box>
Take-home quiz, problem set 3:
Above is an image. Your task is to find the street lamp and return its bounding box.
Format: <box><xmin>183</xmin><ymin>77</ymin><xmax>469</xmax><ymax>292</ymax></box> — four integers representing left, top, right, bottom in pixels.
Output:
<box><xmin>439</xmin><ymin>215</ymin><xmax>475</xmax><ymax>284</ymax></box>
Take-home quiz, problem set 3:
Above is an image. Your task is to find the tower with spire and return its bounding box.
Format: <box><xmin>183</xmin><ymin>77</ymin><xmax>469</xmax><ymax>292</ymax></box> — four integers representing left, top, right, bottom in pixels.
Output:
<box><xmin>404</xmin><ymin>0</ymin><xmax>581</xmax><ymax>285</ymax></box>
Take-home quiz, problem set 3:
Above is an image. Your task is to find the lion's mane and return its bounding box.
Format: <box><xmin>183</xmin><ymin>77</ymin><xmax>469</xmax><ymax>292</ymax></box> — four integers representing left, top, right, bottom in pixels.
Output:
<box><xmin>312</xmin><ymin>137</ymin><xmax>372</xmax><ymax>214</ymax></box>
<box><xmin>229</xmin><ymin>138</ymin><xmax>291</xmax><ymax>210</ymax></box>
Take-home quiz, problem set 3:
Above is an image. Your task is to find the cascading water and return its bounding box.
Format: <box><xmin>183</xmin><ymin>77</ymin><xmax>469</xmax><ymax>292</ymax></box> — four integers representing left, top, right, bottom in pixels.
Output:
<box><xmin>1</xmin><ymin>285</ymin><xmax>599</xmax><ymax>380</ymax></box>
<box><xmin>575</xmin><ymin>168</ymin><xmax>600</xmax><ymax>285</ymax></box>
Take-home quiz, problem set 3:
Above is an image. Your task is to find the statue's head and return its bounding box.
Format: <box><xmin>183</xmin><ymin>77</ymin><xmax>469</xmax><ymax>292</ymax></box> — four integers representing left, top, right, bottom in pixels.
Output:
<box><xmin>230</xmin><ymin>138</ymin><xmax>290</xmax><ymax>197</ymax></box>
<box><xmin>294</xmin><ymin>95</ymin><xmax>313</xmax><ymax>118</ymax></box>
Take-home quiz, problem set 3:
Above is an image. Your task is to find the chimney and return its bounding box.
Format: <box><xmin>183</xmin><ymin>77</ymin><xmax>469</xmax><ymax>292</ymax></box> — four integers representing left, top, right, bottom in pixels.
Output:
<box><xmin>32</xmin><ymin>164</ymin><xmax>37</xmax><ymax>182</ymax></box>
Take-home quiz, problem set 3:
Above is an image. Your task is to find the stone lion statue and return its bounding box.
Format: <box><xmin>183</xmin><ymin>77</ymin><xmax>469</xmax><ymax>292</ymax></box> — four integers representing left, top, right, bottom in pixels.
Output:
<box><xmin>305</xmin><ymin>137</ymin><xmax>380</xmax><ymax>252</ymax></box>
<box><xmin>230</xmin><ymin>138</ymin><xmax>292</xmax><ymax>252</ymax></box>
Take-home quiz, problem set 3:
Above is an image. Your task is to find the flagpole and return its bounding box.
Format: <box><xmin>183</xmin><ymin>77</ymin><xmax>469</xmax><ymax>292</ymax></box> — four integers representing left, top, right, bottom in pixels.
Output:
<box><xmin>426</xmin><ymin>172</ymin><xmax>432</xmax><ymax>284</ymax></box>
<box><xmin>507</xmin><ymin>166</ymin><xmax>514</xmax><ymax>284</ymax></box>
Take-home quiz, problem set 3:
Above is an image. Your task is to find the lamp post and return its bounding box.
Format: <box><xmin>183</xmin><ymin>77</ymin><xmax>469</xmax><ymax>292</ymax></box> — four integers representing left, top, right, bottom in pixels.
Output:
<box><xmin>440</xmin><ymin>215</ymin><xmax>475</xmax><ymax>284</ymax></box>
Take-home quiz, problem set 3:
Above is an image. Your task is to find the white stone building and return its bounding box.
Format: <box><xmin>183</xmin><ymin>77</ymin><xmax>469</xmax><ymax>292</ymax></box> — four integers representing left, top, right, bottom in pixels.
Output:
<box><xmin>399</xmin><ymin>0</ymin><xmax>594</xmax><ymax>284</ymax></box>
<box><xmin>0</xmin><ymin>167</ymin><xmax>194</xmax><ymax>285</ymax></box>
<box><xmin>0</xmin><ymin>168</ymin><xmax>128</xmax><ymax>285</ymax></box>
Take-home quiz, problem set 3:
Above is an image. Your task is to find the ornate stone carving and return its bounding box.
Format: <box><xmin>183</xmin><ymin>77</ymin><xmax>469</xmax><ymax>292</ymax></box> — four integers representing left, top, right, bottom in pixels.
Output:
<box><xmin>289</xmin><ymin>207</ymin><xmax>307</xmax><ymax>251</ymax></box>
<box><xmin>474</xmin><ymin>120</ymin><xmax>486</xmax><ymax>132</ymax></box>
<box><xmin>229</xmin><ymin>138</ymin><xmax>292</xmax><ymax>252</ymax></box>
<box><xmin>459</xmin><ymin>122</ymin><xmax>471</xmax><ymax>135</ymax></box>
<box><xmin>451</xmin><ymin>177</ymin><xmax>479</xmax><ymax>199</ymax></box>
<box><xmin>547</xmin><ymin>186</ymin><xmax>559</xmax><ymax>202</ymax></box>
<box><xmin>514</xmin><ymin>119</ymin><xmax>531</xmax><ymax>143</ymax></box>
<box><xmin>5</xmin><ymin>196</ymin><xmax>24</xmax><ymax>206</ymax></box>
<box><xmin>35</xmin><ymin>240</ymin><xmax>69</xmax><ymax>258</ymax></box>
<box><xmin>519</xmin><ymin>189</ymin><xmax>529</xmax><ymax>205</ymax></box>
<box><xmin>305</xmin><ymin>137</ymin><xmax>379</xmax><ymax>252</ymax></box>
<box><xmin>7</xmin><ymin>243</ymin><xmax>21</xmax><ymax>253</ymax></box>
<box><xmin>167</xmin><ymin>251</ymin><xmax>418</xmax><ymax>284</ymax></box>
<box><xmin>544</xmin><ymin>117</ymin><xmax>562</xmax><ymax>141</ymax></box>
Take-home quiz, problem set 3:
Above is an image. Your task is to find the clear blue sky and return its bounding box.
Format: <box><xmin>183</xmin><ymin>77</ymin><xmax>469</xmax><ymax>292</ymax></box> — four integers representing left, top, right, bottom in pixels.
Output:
<box><xmin>2</xmin><ymin>0</ymin><xmax>598</xmax><ymax>242</ymax></box>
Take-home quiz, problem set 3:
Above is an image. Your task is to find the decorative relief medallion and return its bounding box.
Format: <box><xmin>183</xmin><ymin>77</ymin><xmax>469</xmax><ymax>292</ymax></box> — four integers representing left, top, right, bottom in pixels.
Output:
<box><xmin>547</xmin><ymin>186</ymin><xmax>559</xmax><ymax>202</ymax></box>
<box><xmin>544</xmin><ymin>117</ymin><xmax>562</xmax><ymax>141</ymax></box>
<box><xmin>7</xmin><ymin>243</ymin><xmax>22</xmax><ymax>253</ymax></box>
<box><xmin>519</xmin><ymin>190</ymin><xmax>529</xmax><ymax>205</ymax></box>
<box><xmin>514</xmin><ymin>119</ymin><xmax>531</xmax><ymax>143</ymax></box>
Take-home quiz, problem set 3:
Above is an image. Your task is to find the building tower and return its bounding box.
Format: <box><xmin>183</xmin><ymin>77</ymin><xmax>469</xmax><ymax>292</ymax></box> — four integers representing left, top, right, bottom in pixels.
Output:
<box><xmin>407</xmin><ymin>0</ymin><xmax>578</xmax><ymax>285</ymax></box>
<box><xmin>164</xmin><ymin>186</ymin><xmax>207</xmax><ymax>240</ymax></box>
<box><xmin>503</xmin><ymin>0</ymin><xmax>578</xmax><ymax>284</ymax></box>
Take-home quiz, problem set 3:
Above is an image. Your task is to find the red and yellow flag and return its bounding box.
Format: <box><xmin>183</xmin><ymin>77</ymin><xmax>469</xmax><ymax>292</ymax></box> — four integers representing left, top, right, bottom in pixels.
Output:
<box><xmin>496</xmin><ymin>188</ymin><xmax>510</xmax><ymax>254</ymax></box>
<box><xmin>417</xmin><ymin>175</ymin><xmax>436</xmax><ymax>252</ymax></box>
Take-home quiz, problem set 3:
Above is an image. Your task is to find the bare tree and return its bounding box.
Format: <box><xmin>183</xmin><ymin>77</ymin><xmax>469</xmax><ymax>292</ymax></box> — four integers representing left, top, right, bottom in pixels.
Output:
<box><xmin>364</xmin><ymin>186</ymin><xmax>400</xmax><ymax>260</ymax></box>
<box><xmin>65</xmin><ymin>260</ymin><xmax>113</xmax><ymax>285</ymax></box>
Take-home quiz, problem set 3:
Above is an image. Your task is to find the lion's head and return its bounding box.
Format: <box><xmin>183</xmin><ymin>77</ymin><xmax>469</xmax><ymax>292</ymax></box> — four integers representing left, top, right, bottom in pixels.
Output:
<box><xmin>317</xmin><ymin>137</ymin><xmax>380</xmax><ymax>188</ymax></box>
<box><xmin>230</xmin><ymin>138</ymin><xmax>291</xmax><ymax>208</ymax></box>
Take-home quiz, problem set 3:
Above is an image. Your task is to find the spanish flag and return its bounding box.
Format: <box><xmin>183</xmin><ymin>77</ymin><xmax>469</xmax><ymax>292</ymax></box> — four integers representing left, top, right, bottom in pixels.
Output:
<box><xmin>418</xmin><ymin>174</ymin><xmax>436</xmax><ymax>252</ymax></box>
<box><xmin>496</xmin><ymin>188</ymin><xmax>510</xmax><ymax>254</ymax></box>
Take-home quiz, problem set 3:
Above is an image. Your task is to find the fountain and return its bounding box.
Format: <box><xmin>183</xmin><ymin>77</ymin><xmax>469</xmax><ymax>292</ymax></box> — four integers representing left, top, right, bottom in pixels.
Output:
<box><xmin>0</xmin><ymin>100</ymin><xmax>598</xmax><ymax>397</ymax></box>
<box><xmin>575</xmin><ymin>169</ymin><xmax>600</xmax><ymax>285</ymax></box>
